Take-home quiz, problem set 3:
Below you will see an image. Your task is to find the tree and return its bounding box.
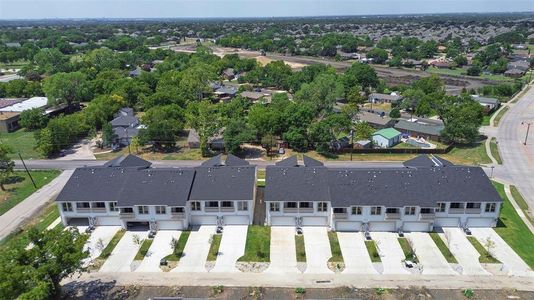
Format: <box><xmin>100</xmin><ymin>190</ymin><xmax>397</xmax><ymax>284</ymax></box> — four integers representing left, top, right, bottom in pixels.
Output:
<box><xmin>467</xmin><ymin>64</ymin><xmax>482</xmax><ymax>76</ymax></box>
<box><xmin>19</xmin><ymin>108</ymin><xmax>48</xmax><ymax>130</ymax></box>
<box><xmin>130</xmin><ymin>136</ymin><xmax>140</xmax><ymax>154</ymax></box>
<box><xmin>83</xmin><ymin>48</ymin><xmax>122</xmax><ymax>71</ymax></box>
<box><xmin>0</xmin><ymin>227</ymin><xmax>88</xmax><ymax>299</ymax></box>
<box><xmin>43</xmin><ymin>72</ymin><xmax>91</xmax><ymax>108</ymax></box>
<box><xmin>438</xmin><ymin>95</ymin><xmax>484</xmax><ymax>144</ymax></box>
<box><xmin>283</xmin><ymin>127</ymin><xmax>308</xmax><ymax>152</ymax></box>
<box><xmin>33</xmin><ymin>48</ymin><xmax>69</xmax><ymax>74</ymax></box>
<box><xmin>366</xmin><ymin>48</ymin><xmax>389</xmax><ymax>64</ymax></box>
<box><xmin>0</xmin><ymin>144</ymin><xmax>14</xmax><ymax>191</ymax></box>
<box><xmin>36</xmin><ymin>127</ymin><xmax>54</xmax><ymax>157</ymax></box>
<box><xmin>223</xmin><ymin>119</ymin><xmax>257</xmax><ymax>154</ymax></box>
<box><xmin>295</xmin><ymin>73</ymin><xmax>344</xmax><ymax>113</ymax></box>
<box><xmin>353</xmin><ymin>122</ymin><xmax>375</xmax><ymax>141</ymax></box>
<box><xmin>308</xmin><ymin>120</ymin><xmax>333</xmax><ymax>154</ymax></box>
<box><xmin>389</xmin><ymin>108</ymin><xmax>401</xmax><ymax>118</ymax></box>
<box><xmin>186</xmin><ymin>100</ymin><xmax>221</xmax><ymax>156</ymax></box>
<box><xmin>102</xmin><ymin>123</ymin><xmax>116</xmax><ymax>147</ymax></box>
<box><xmin>140</xmin><ymin>104</ymin><xmax>185</xmax><ymax>150</ymax></box>
<box><xmin>344</xmin><ymin>62</ymin><xmax>379</xmax><ymax>90</ymax></box>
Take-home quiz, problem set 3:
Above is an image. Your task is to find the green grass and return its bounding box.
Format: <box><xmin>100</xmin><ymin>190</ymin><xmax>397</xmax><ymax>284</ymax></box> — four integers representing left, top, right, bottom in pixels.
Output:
<box><xmin>295</xmin><ymin>234</ymin><xmax>306</xmax><ymax>262</ymax></box>
<box><xmin>492</xmin><ymin>182</ymin><xmax>534</xmax><ymax>268</ymax></box>
<box><xmin>467</xmin><ymin>236</ymin><xmax>501</xmax><ymax>264</ymax></box>
<box><xmin>493</xmin><ymin>107</ymin><xmax>509</xmax><ymax>127</ymax></box>
<box><xmin>0</xmin><ymin>170</ymin><xmax>60</xmax><ymax>216</ymax></box>
<box><xmin>238</xmin><ymin>225</ymin><xmax>270</xmax><ymax>262</ymax></box>
<box><xmin>0</xmin><ymin>205</ymin><xmax>62</xmax><ymax>250</ymax></box>
<box><xmin>429</xmin><ymin>233</ymin><xmax>458</xmax><ymax>263</ymax></box>
<box><xmin>442</xmin><ymin>140</ymin><xmax>491</xmax><ymax>166</ymax></box>
<box><xmin>257</xmin><ymin>169</ymin><xmax>266</xmax><ymax>187</ymax></box>
<box><xmin>398</xmin><ymin>237</ymin><xmax>418</xmax><ymax>263</ymax></box>
<box><xmin>489</xmin><ymin>138</ymin><xmax>502</xmax><ymax>164</ymax></box>
<box><xmin>99</xmin><ymin>229</ymin><xmax>126</xmax><ymax>259</ymax></box>
<box><xmin>0</xmin><ymin>129</ymin><xmax>41</xmax><ymax>160</ymax></box>
<box><xmin>0</xmin><ymin>59</ymin><xmax>29</xmax><ymax>70</ymax></box>
<box><xmin>482</xmin><ymin>109</ymin><xmax>498</xmax><ymax>126</ymax></box>
<box><xmin>365</xmin><ymin>240</ymin><xmax>381</xmax><ymax>262</ymax></box>
<box><xmin>510</xmin><ymin>186</ymin><xmax>534</xmax><ymax>226</ymax></box>
<box><xmin>327</xmin><ymin>231</ymin><xmax>344</xmax><ymax>263</ymax></box>
<box><xmin>207</xmin><ymin>234</ymin><xmax>222</xmax><ymax>261</ymax></box>
<box><xmin>134</xmin><ymin>238</ymin><xmax>154</xmax><ymax>261</ymax></box>
<box><xmin>165</xmin><ymin>230</ymin><xmax>191</xmax><ymax>261</ymax></box>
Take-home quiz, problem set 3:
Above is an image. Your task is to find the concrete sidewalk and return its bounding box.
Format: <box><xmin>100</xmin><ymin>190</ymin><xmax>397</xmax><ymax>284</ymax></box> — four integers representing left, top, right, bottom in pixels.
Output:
<box><xmin>0</xmin><ymin>170</ymin><xmax>74</xmax><ymax>241</ymax></box>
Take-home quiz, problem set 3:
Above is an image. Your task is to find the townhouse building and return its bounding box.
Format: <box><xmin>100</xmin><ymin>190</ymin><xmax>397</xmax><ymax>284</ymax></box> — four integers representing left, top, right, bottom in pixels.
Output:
<box><xmin>55</xmin><ymin>154</ymin><xmax>256</xmax><ymax>230</ymax></box>
<box><xmin>264</xmin><ymin>155</ymin><xmax>502</xmax><ymax>232</ymax></box>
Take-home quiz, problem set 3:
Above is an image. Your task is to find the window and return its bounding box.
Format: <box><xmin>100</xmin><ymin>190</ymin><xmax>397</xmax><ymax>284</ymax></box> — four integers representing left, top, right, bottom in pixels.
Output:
<box><xmin>351</xmin><ymin>206</ymin><xmax>362</xmax><ymax>215</ymax></box>
<box><xmin>207</xmin><ymin>201</ymin><xmax>219</xmax><ymax>208</ymax></box>
<box><xmin>404</xmin><ymin>207</ymin><xmax>416</xmax><ymax>215</ymax></box>
<box><xmin>284</xmin><ymin>202</ymin><xmax>297</xmax><ymax>208</ymax></box>
<box><xmin>121</xmin><ymin>207</ymin><xmax>134</xmax><ymax>213</ymax></box>
<box><xmin>62</xmin><ymin>202</ymin><xmax>73</xmax><ymax>212</ymax></box>
<box><xmin>270</xmin><ymin>202</ymin><xmax>280</xmax><ymax>212</ymax></box>
<box><xmin>155</xmin><ymin>206</ymin><xmax>166</xmax><ymax>214</ymax></box>
<box><xmin>109</xmin><ymin>202</ymin><xmax>118</xmax><ymax>212</ymax></box>
<box><xmin>191</xmin><ymin>201</ymin><xmax>201</xmax><ymax>211</ymax></box>
<box><xmin>221</xmin><ymin>201</ymin><xmax>233</xmax><ymax>208</ymax></box>
<box><xmin>318</xmin><ymin>202</ymin><xmax>328</xmax><ymax>212</ymax></box>
<box><xmin>76</xmin><ymin>202</ymin><xmax>90</xmax><ymax>209</ymax></box>
<box><xmin>385</xmin><ymin>207</ymin><xmax>398</xmax><ymax>214</ymax></box>
<box><xmin>436</xmin><ymin>202</ymin><xmax>446</xmax><ymax>212</ymax></box>
<box><xmin>420</xmin><ymin>208</ymin><xmax>434</xmax><ymax>214</ymax></box>
<box><xmin>171</xmin><ymin>207</ymin><xmax>184</xmax><ymax>213</ymax></box>
<box><xmin>138</xmin><ymin>206</ymin><xmax>149</xmax><ymax>214</ymax></box>
<box><xmin>333</xmin><ymin>207</ymin><xmax>347</xmax><ymax>214</ymax></box>
<box><xmin>371</xmin><ymin>206</ymin><xmax>382</xmax><ymax>215</ymax></box>
<box><xmin>450</xmin><ymin>202</ymin><xmax>464</xmax><ymax>209</ymax></box>
<box><xmin>93</xmin><ymin>202</ymin><xmax>106</xmax><ymax>208</ymax></box>
<box><xmin>238</xmin><ymin>201</ymin><xmax>248</xmax><ymax>211</ymax></box>
<box><xmin>466</xmin><ymin>203</ymin><xmax>481</xmax><ymax>209</ymax></box>
<box><xmin>485</xmin><ymin>203</ymin><xmax>496</xmax><ymax>213</ymax></box>
<box><xmin>299</xmin><ymin>202</ymin><xmax>311</xmax><ymax>208</ymax></box>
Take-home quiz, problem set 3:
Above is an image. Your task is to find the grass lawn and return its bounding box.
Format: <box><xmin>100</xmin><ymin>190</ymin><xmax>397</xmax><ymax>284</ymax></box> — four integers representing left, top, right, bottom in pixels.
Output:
<box><xmin>493</xmin><ymin>107</ymin><xmax>509</xmax><ymax>127</ymax></box>
<box><xmin>295</xmin><ymin>234</ymin><xmax>306</xmax><ymax>262</ymax></box>
<box><xmin>429</xmin><ymin>233</ymin><xmax>458</xmax><ymax>263</ymax></box>
<box><xmin>398</xmin><ymin>237</ymin><xmax>418</xmax><ymax>263</ymax></box>
<box><xmin>427</xmin><ymin>66</ymin><xmax>466</xmax><ymax>77</ymax></box>
<box><xmin>99</xmin><ymin>229</ymin><xmax>126</xmax><ymax>259</ymax></box>
<box><xmin>289</xmin><ymin>150</ymin><xmax>416</xmax><ymax>162</ymax></box>
<box><xmin>207</xmin><ymin>234</ymin><xmax>222</xmax><ymax>261</ymax></box>
<box><xmin>0</xmin><ymin>203</ymin><xmax>63</xmax><ymax>249</ymax></box>
<box><xmin>510</xmin><ymin>185</ymin><xmax>534</xmax><ymax>226</ymax></box>
<box><xmin>238</xmin><ymin>225</ymin><xmax>270</xmax><ymax>262</ymax></box>
<box><xmin>0</xmin><ymin>170</ymin><xmax>60</xmax><ymax>216</ymax></box>
<box><xmin>257</xmin><ymin>169</ymin><xmax>266</xmax><ymax>187</ymax></box>
<box><xmin>442</xmin><ymin>140</ymin><xmax>491</xmax><ymax>166</ymax></box>
<box><xmin>0</xmin><ymin>59</ymin><xmax>29</xmax><ymax>69</ymax></box>
<box><xmin>0</xmin><ymin>129</ymin><xmax>41</xmax><ymax>160</ymax></box>
<box><xmin>134</xmin><ymin>238</ymin><xmax>154</xmax><ymax>261</ymax></box>
<box><xmin>482</xmin><ymin>110</ymin><xmax>497</xmax><ymax>126</ymax></box>
<box><xmin>467</xmin><ymin>236</ymin><xmax>500</xmax><ymax>263</ymax></box>
<box><xmin>365</xmin><ymin>240</ymin><xmax>381</xmax><ymax>263</ymax></box>
<box><xmin>490</xmin><ymin>138</ymin><xmax>502</xmax><ymax>164</ymax></box>
<box><xmin>327</xmin><ymin>231</ymin><xmax>344</xmax><ymax>263</ymax></box>
<box><xmin>165</xmin><ymin>230</ymin><xmax>191</xmax><ymax>261</ymax></box>
<box><xmin>492</xmin><ymin>182</ymin><xmax>534</xmax><ymax>268</ymax></box>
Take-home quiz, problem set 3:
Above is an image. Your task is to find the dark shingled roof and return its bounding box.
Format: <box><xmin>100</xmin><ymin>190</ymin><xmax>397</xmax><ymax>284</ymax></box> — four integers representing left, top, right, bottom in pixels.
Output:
<box><xmin>265</xmin><ymin>156</ymin><xmax>502</xmax><ymax>207</ymax></box>
<box><xmin>303</xmin><ymin>155</ymin><xmax>324</xmax><ymax>167</ymax></box>
<box><xmin>190</xmin><ymin>165</ymin><xmax>256</xmax><ymax>201</ymax></box>
<box><xmin>275</xmin><ymin>156</ymin><xmax>299</xmax><ymax>167</ymax></box>
<box><xmin>110</xmin><ymin>115</ymin><xmax>139</xmax><ymax>127</ymax></box>
<box><xmin>55</xmin><ymin>167</ymin><xmax>196</xmax><ymax>207</ymax></box>
<box><xmin>201</xmin><ymin>154</ymin><xmax>224</xmax><ymax>167</ymax></box>
<box><xmin>225</xmin><ymin>154</ymin><xmax>249</xmax><ymax>166</ymax></box>
<box><xmin>103</xmin><ymin>154</ymin><xmax>151</xmax><ymax>169</ymax></box>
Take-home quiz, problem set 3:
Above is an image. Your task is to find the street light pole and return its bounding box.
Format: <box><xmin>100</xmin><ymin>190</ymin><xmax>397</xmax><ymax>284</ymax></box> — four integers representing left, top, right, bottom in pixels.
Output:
<box><xmin>524</xmin><ymin>123</ymin><xmax>531</xmax><ymax>146</ymax></box>
<box><xmin>491</xmin><ymin>166</ymin><xmax>495</xmax><ymax>178</ymax></box>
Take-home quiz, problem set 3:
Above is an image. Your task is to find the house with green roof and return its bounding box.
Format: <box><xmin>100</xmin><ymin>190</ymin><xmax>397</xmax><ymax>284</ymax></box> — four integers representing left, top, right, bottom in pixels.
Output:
<box><xmin>372</xmin><ymin>128</ymin><xmax>401</xmax><ymax>148</ymax></box>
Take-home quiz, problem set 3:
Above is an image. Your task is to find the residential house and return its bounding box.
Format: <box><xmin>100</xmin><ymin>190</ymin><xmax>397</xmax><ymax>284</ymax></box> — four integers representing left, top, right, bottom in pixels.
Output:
<box><xmin>507</xmin><ymin>60</ymin><xmax>530</xmax><ymax>72</ymax></box>
<box><xmin>394</xmin><ymin>119</ymin><xmax>444</xmax><ymax>142</ymax></box>
<box><xmin>0</xmin><ymin>97</ymin><xmax>48</xmax><ymax>112</ymax></box>
<box><xmin>222</xmin><ymin>68</ymin><xmax>236</xmax><ymax>80</ymax></box>
<box><xmin>110</xmin><ymin>107</ymin><xmax>140</xmax><ymax>147</ymax></box>
<box><xmin>187</xmin><ymin>129</ymin><xmax>201</xmax><ymax>148</ymax></box>
<box><xmin>505</xmin><ymin>68</ymin><xmax>525</xmax><ymax>78</ymax></box>
<box><xmin>240</xmin><ymin>91</ymin><xmax>268</xmax><ymax>103</ymax></box>
<box><xmin>264</xmin><ymin>155</ymin><xmax>502</xmax><ymax>231</ymax></box>
<box><xmin>0</xmin><ymin>111</ymin><xmax>20</xmax><ymax>132</ymax></box>
<box><xmin>368</xmin><ymin>93</ymin><xmax>403</xmax><ymax>105</ymax></box>
<box><xmin>187</xmin><ymin>128</ymin><xmax>225</xmax><ymax>151</ymax></box>
<box><xmin>471</xmin><ymin>95</ymin><xmax>500</xmax><ymax>112</ymax></box>
<box><xmin>56</xmin><ymin>154</ymin><xmax>256</xmax><ymax>230</ymax></box>
<box><xmin>372</xmin><ymin>128</ymin><xmax>401</xmax><ymax>148</ymax></box>
<box><xmin>356</xmin><ymin>111</ymin><xmax>395</xmax><ymax>129</ymax></box>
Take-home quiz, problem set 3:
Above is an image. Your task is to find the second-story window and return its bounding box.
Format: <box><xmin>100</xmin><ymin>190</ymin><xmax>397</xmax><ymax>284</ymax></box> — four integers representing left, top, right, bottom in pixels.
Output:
<box><xmin>466</xmin><ymin>203</ymin><xmax>481</xmax><ymax>209</ymax></box>
<box><xmin>270</xmin><ymin>202</ymin><xmax>280</xmax><ymax>212</ymax></box>
<box><xmin>351</xmin><ymin>206</ymin><xmax>362</xmax><ymax>215</ymax></box>
<box><xmin>450</xmin><ymin>202</ymin><xmax>464</xmax><ymax>209</ymax></box>
<box><xmin>317</xmin><ymin>202</ymin><xmax>328</xmax><ymax>212</ymax></box>
<box><xmin>62</xmin><ymin>202</ymin><xmax>73</xmax><ymax>212</ymax></box>
<box><xmin>76</xmin><ymin>202</ymin><xmax>90</xmax><ymax>209</ymax></box>
<box><xmin>155</xmin><ymin>206</ymin><xmax>166</xmax><ymax>214</ymax></box>
<box><xmin>436</xmin><ymin>202</ymin><xmax>446</xmax><ymax>212</ymax></box>
<box><xmin>371</xmin><ymin>206</ymin><xmax>382</xmax><ymax>215</ymax></box>
<box><xmin>284</xmin><ymin>202</ymin><xmax>297</xmax><ymax>208</ymax></box>
<box><xmin>238</xmin><ymin>201</ymin><xmax>248</xmax><ymax>211</ymax></box>
<box><xmin>221</xmin><ymin>201</ymin><xmax>233</xmax><ymax>208</ymax></box>
<box><xmin>404</xmin><ymin>207</ymin><xmax>416</xmax><ymax>215</ymax></box>
<box><xmin>121</xmin><ymin>207</ymin><xmax>134</xmax><ymax>214</ymax></box>
<box><xmin>171</xmin><ymin>207</ymin><xmax>184</xmax><ymax>213</ymax></box>
<box><xmin>138</xmin><ymin>206</ymin><xmax>149</xmax><ymax>214</ymax></box>
<box><xmin>191</xmin><ymin>201</ymin><xmax>201</xmax><ymax>211</ymax></box>
<box><xmin>109</xmin><ymin>202</ymin><xmax>118</xmax><ymax>212</ymax></box>
<box><xmin>485</xmin><ymin>203</ymin><xmax>496</xmax><ymax>213</ymax></box>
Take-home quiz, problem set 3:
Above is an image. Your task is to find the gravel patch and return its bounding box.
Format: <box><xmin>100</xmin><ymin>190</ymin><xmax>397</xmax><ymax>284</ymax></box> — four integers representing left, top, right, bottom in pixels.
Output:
<box><xmin>236</xmin><ymin>262</ymin><xmax>269</xmax><ymax>273</ymax></box>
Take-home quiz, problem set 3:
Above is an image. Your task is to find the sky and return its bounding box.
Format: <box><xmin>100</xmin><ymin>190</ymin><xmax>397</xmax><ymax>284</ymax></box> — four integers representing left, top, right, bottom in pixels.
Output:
<box><xmin>0</xmin><ymin>0</ymin><xmax>533</xmax><ymax>20</ymax></box>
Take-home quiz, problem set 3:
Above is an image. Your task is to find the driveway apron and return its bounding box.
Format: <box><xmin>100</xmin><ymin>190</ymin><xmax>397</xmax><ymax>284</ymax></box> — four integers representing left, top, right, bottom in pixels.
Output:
<box><xmin>211</xmin><ymin>225</ymin><xmax>248</xmax><ymax>273</ymax></box>
<box><xmin>337</xmin><ymin>232</ymin><xmax>378</xmax><ymax>274</ymax></box>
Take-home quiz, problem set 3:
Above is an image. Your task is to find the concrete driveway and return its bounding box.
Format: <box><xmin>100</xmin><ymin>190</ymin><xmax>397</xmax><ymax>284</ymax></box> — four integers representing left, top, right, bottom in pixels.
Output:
<box><xmin>211</xmin><ymin>225</ymin><xmax>248</xmax><ymax>273</ymax></box>
<box><xmin>57</xmin><ymin>139</ymin><xmax>96</xmax><ymax>160</ymax></box>
<box><xmin>337</xmin><ymin>232</ymin><xmax>377</xmax><ymax>274</ymax></box>
<box><xmin>100</xmin><ymin>230</ymin><xmax>149</xmax><ymax>272</ymax></box>
<box><xmin>136</xmin><ymin>230</ymin><xmax>182</xmax><ymax>272</ymax></box>
<box><xmin>371</xmin><ymin>232</ymin><xmax>410</xmax><ymax>275</ymax></box>
<box><xmin>173</xmin><ymin>226</ymin><xmax>215</xmax><ymax>273</ymax></box>
<box><xmin>266</xmin><ymin>226</ymin><xmax>298</xmax><ymax>273</ymax></box>
<box><xmin>303</xmin><ymin>227</ymin><xmax>332</xmax><ymax>274</ymax></box>
<box><xmin>442</xmin><ymin>228</ymin><xmax>491</xmax><ymax>275</ymax></box>
<box><xmin>82</xmin><ymin>226</ymin><xmax>121</xmax><ymax>266</ymax></box>
<box><xmin>470</xmin><ymin>228</ymin><xmax>534</xmax><ymax>277</ymax></box>
<box><xmin>406</xmin><ymin>232</ymin><xmax>456</xmax><ymax>275</ymax></box>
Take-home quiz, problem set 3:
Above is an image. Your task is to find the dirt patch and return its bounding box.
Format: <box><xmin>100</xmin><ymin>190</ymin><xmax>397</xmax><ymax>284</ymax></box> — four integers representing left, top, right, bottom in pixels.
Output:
<box><xmin>62</xmin><ymin>284</ymin><xmax>534</xmax><ymax>300</ymax></box>
<box><xmin>255</xmin><ymin>56</ymin><xmax>306</xmax><ymax>69</ymax></box>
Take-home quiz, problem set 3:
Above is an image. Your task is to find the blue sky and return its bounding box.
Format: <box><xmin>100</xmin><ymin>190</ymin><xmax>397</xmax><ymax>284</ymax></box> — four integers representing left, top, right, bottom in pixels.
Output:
<box><xmin>0</xmin><ymin>0</ymin><xmax>533</xmax><ymax>19</ymax></box>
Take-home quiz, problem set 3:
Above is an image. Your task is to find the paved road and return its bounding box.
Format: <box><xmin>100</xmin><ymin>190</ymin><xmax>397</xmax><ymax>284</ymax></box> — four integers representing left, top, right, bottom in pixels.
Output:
<box><xmin>0</xmin><ymin>170</ymin><xmax>74</xmax><ymax>241</ymax></box>
<box><xmin>497</xmin><ymin>83</ymin><xmax>534</xmax><ymax>213</ymax></box>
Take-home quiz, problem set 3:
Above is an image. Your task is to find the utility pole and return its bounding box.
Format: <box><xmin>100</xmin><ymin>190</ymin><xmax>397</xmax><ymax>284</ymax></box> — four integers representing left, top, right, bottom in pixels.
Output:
<box><xmin>18</xmin><ymin>152</ymin><xmax>37</xmax><ymax>189</ymax></box>
<box><xmin>524</xmin><ymin>123</ymin><xmax>531</xmax><ymax>146</ymax></box>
